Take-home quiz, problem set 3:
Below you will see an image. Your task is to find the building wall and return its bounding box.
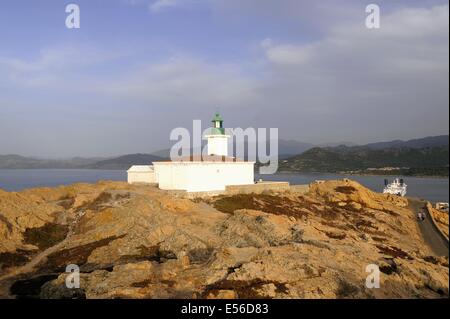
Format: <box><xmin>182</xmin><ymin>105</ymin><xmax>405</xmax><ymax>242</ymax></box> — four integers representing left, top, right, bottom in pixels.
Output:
<box><xmin>186</xmin><ymin>163</ymin><xmax>254</xmax><ymax>192</ymax></box>
<box><xmin>153</xmin><ymin>162</ymin><xmax>254</xmax><ymax>192</ymax></box>
<box><xmin>226</xmin><ymin>182</ymin><xmax>291</xmax><ymax>195</ymax></box>
<box><xmin>127</xmin><ymin>171</ymin><xmax>156</xmax><ymax>184</ymax></box>
<box><xmin>154</xmin><ymin>163</ymin><xmax>188</xmax><ymax>190</ymax></box>
<box><xmin>207</xmin><ymin>136</ymin><xmax>228</xmax><ymax>156</ymax></box>
<box><xmin>162</xmin><ymin>183</ymin><xmax>310</xmax><ymax>199</ymax></box>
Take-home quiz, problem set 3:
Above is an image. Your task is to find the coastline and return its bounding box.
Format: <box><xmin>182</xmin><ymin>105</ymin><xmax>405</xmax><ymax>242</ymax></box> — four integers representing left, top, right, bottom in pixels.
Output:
<box><xmin>0</xmin><ymin>167</ymin><xmax>448</xmax><ymax>179</ymax></box>
<box><xmin>1</xmin><ymin>169</ymin><xmax>448</xmax><ymax>202</ymax></box>
<box><xmin>1</xmin><ymin>179</ymin><xmax>448</xmax><ymax>299</ymax></box>
<box><xmin>275</xmin><ymin>170</ymin><xmax>449</xmax><ymax>179</ymax></box>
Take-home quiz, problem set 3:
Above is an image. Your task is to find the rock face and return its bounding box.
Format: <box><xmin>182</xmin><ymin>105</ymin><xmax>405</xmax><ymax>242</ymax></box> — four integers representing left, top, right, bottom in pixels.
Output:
<box><xmin>0</xmin><ymin>180</ymin><xmax>448</xmax><ymax>299</ymax></box>
<box><xmin>428</xmin><ymin>205</ymin><xmax>449</xmax><ymax>239</ymax></box>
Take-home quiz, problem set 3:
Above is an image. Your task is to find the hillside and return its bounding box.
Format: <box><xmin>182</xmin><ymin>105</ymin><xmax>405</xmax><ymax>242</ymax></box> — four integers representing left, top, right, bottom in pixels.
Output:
<box><xmin>0</xmin><ymin>154</ymin><xmax>164</xmax><ymax>170</ymax></box>
<box><xmin>365</xmin><ymin>135</ymin><xmax>449</xmax><ymax>150</ymax></box>
<box><xmin>152</xmin><ymin>139</ymin><xmax>315</xmax><ymax>160</ymax></box>
<box><xmin>85</xmin><ymin>154</ymin><xmax>165</xmax><ymax>170</ymax></box>
<box><xmin>0</xmin><ymin>155</ymin><xmax>102</xmax><ymax>169</ymax></box>
<box><xmin>1</xmin><ymin>135</ymin><xmax>447</xmax><ymax>170</ymax></box>
<box><xmin>280</xmin><ymin>146</ymin><xmax>449</xmax><ymax>176</ymax></box>
<box><xmin>0</xmin><ymin>180</ymin><xmax>448</xmax><ymax>299</ymax></box>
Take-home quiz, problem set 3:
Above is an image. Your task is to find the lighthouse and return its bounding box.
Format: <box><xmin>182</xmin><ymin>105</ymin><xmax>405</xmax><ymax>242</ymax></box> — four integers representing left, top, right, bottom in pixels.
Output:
<box><xmin>128</xmin><ymin>113</ymin><xmax>255</xmax><ymax>192</ymax></box>
<box><xmin>205</xmin><ymin>113</ymin><xmax>230</xmax><ymax>156</ymax></box>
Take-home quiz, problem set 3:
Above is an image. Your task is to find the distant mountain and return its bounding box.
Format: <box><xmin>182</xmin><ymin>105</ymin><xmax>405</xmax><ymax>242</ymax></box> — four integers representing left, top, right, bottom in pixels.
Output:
<box><xmin>279</xmin><ymin>144</ymin><xmax>449</xmax><ymax>176</ymax></box>
<box><xmin>150</xmin><ymin>139</ymin><xmax>315</xmax><ymax>160</ymax></box>
<box><xmin>0</xmin><ymin>154</ymin><xmax>163</xmax><ymax>170</ymax></box>
<box><xmin>86</xmin><ymin>154</ymin><xmax>165</xmax><ymax>170</ymax></box>
<box><xmin>318</xmin><ymin>142</ymin><xmax>358</xmax><ymax>148</ymax></box>
<box><xmin>0</xmin><ymin>155</ymin><xmax>102</xmax><ymax>169</ymax></box>
<box><xmin>234</xmin><ymin>139</ymin><xmax>314</xmax><ymax>159</ymax></box>
<box><xmin>364</xmin><ymin>135</ymin><xmax>448</xmax><ymax>150</ymax></box>
<box><xmin>2</xmin><ymin>135</ymin><xmax>447</xmax><ymax>171</ymax></box>
<box><xmin>150</xmin><ymin>148</ymin><xmax>172</xmax><ymax>158</ymax></box>
<box><xmin>277</xmin><ymin>139</ymin><xmax>315</xmax><ymax>158</ymax></box>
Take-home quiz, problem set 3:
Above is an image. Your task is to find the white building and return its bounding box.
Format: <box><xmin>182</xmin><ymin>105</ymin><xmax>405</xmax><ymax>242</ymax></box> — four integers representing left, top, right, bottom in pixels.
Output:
<box><xmin>127</xmin><ymin>114</ymin><xmax>255</xmax><ymax>192</ymax></box>
<box><xmin>204</xmin><ymin>113</ymin><xmax>230</xmax><ymax>156</ymax></box>
<box><xmin>153</xmin><ymin>156</ymin><xmax>254</xmax><ymax>192</ymax></box>
<box><xmin>127</xmin><ymin>165</ymin><xmax>156</xmax><ymax>184</ymax></box>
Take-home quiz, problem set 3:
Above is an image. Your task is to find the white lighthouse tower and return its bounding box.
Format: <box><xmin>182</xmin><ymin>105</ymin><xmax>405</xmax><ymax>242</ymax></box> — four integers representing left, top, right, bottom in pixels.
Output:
<box><xmin>205</xmin><ymin>113</ymin><xmax>230</xmax><ymax>156</ymax></box>
<box><xmin>128</xmin><ymin>113</ymin><xmax>255</xmax><ymax>192</ymax></box>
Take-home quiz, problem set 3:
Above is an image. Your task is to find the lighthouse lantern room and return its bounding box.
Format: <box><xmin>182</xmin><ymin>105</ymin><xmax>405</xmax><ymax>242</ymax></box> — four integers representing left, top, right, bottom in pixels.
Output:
<box><xmin>128</xmin><ymin>113</ymin><xmax>255</xmax><ymax>192</ymax></box>
<box><xmin>205</xmin><ymin>113</ymin><xmax>230</xmax><ymax>157</ymax></box>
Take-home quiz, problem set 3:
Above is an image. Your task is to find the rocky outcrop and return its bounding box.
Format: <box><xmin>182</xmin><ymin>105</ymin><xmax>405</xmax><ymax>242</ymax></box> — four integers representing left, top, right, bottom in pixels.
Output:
<box><xmin>427</xmin><ymin>203</ymin><xmax>449</xmax><ymax>239</ymax></box>
<box><xmin>0</xmin><ymin>180</ymin><xmax>448</xmax><ymax>299</ymax></box>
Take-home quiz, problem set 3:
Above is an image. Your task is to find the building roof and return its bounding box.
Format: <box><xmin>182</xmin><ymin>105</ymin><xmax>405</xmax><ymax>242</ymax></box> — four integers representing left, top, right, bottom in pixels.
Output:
<box><xmin>210</xmin><ymin>113</ymin><xmax>225</xmax><ymax>135</ymax></box>
<box><xmin>212</xmin><ymin>113</ymin><xmax>223</xmax><ymax>122</ymax></box>
<box><xmin>209</xmin><ymin>127</ymin><xmax>226</xmax><ymax>135</ymax></box>
<box><xmin>154</xmin><ymin>155</ymin><xmax>253</xmax><ymax>163</ymax></box>
<box><xmin>127</xmin><ymin>165</ymin><xmax>154</xmax><ymax>172</ymax></box>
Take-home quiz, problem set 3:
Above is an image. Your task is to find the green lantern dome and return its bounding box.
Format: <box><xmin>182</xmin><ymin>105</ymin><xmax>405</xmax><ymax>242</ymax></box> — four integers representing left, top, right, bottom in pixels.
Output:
<box><xmin>212</xmin><ymin>113</ymin><xmax>223</xmax><ymax>122</ymax></box>
<box><xmin>211</xmin><ymin>113</ymin><xmax>225</xmax><ymax>135</ymax></box>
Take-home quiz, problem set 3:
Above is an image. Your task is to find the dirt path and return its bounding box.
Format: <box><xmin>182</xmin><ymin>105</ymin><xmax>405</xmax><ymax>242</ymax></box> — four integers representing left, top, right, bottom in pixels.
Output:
<box><xmin>408</xmin><ymin>198</ymin><xmax>449</xmax><ymax>257</ymax></box>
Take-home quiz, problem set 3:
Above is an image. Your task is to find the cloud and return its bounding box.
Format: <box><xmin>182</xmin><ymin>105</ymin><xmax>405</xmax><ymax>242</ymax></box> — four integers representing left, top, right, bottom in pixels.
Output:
<box><xmin>122</xmin><ymin>0</ymin><xmax>206</xmax><ymax>13</ymax></box>
<box><xmin>149</xmin><ymin>0</ymin><xmax>182</xmax><ymax>12</ymax></box>
<box><xmin>256</xmin><ymin>4</ymin><xmax>449</xmax><ymax>142</ymax></box>
<box><xmin>0</xmin><ymin>43</ymin><xmax>257</xmax><ymax>110</ymax></box>
<box><xmin>1</xmin><ymin>2</ymin><xmax>448</xmax><ymax>157</ymax></box>
<box><xmin>261</xmin><ymin>39</ymin><xmax>315</xmax><ymax>65</ymax></box>
<box><xmin>103</xmin><ymin>1</ymin><xmax>449</xmax><ymax>144</ymax></box>
<box><xmin>0</xmin><ymin>45</ymin><xmax>124</xmax><ymax>88</ymax></box>
<box><xmin>101</xmin><ymin>56</ymin><xmax>260</xmax><ymax>108</ymax></box>
<box><xmin>261</xmin><ymin>4</ymin><xmax>449</xmax><ymax>93</ymax></box>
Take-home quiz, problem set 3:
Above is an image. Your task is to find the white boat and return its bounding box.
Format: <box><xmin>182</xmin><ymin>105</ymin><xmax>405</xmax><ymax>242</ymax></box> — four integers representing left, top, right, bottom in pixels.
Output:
<box><xmin>383</xmin><ymin>178</ymin><xmax>407</xmax><ymax>197</ymax></box>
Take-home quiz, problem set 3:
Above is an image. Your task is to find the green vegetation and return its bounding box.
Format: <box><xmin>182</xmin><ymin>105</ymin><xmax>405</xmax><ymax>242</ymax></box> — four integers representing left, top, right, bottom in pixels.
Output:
<box><xmin>334</xmin><ymin>186</ymin><xmax>357</xmax><ymax>194</ymax></box>
<box><xmin>23</xmin><ymin>223</ymin><xmax>69</xmax><ymax>250</ymax></box>
<box><xmin>201</xmin><ymin>279</ymin><xmax>288</xmax><ymax>299</ymax></box>
<box><xmin>212</xmin><ymin>194</ymin><xmax>308</xmax><ymax>218</ymax></box>
<box><xmin>76</xmin><ymin>192</ymin><xmax>113</xmax><ymax>211</ymax></box>
<box><xmin>41</xmin><ymin>235</ymin><xmax>125</xmax><ymax>272</ymax></box>
<box><xmin>401</xmin><ymin>167</ymin><xmax>449</xmax><ymax>177</ymax></box>
<box><xmin>279</xmin><ymin>146</ymin><xmax>449</xmax><ymax>177</ymax></box>
<box><xmin>0</xmin><ymin>153</ymin><xmax>164</xmax><ymax>170</ymax></box>
<box><xmin>0</xmin><ymin>250</ymin><xmax>34</xmax><ymax>271</ymax></box>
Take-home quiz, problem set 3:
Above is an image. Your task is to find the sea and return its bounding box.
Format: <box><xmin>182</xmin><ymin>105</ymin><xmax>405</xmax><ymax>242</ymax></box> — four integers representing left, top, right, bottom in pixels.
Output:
<box><xmin>0</xmin><ymin>169</ymin><xmax>448</xmax><ymax>203</ymax></box>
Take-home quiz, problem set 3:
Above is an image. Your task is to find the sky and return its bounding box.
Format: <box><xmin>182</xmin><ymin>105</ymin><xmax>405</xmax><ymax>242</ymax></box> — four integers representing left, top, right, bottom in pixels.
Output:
<box><xmin>0</xmin><ymin>0</ymin><xmax>448</xmax><ymax>158</ymax></box>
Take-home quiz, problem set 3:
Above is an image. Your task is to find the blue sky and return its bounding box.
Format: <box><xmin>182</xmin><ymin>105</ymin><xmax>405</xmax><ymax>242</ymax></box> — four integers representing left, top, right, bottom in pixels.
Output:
<box><xmin>0</xmin><ymin>0</ymin><xmax>449</xmax><ymax>157</ymax></box>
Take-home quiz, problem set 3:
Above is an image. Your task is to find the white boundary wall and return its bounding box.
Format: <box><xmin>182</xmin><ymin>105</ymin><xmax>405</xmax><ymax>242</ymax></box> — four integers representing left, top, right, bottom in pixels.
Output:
<box><xmin>153</xmin><ymin>162</ymin><xmax>254</xmax><ymax>192</ymax></box>
<box><xmin>127</xmin><ymin>166</ymin><xmax>157</xmax><ymax>184</ymax></box>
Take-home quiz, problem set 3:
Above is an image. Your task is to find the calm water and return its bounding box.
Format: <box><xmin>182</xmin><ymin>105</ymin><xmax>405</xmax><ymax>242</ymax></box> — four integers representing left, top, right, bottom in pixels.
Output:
<box><xmin>0</xmin><ymin>169</ymin><xmax>448</xmax><ymax>203</ymax></box>
<box><xmin>0</xmin><ymin>169</ymin><xmax>126</xmax><ymax>192</ymax></box>
<box><xmin>258</xmin><ymin>173</ymin><xmax>449</xmax><ymax>203</ymax></box>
